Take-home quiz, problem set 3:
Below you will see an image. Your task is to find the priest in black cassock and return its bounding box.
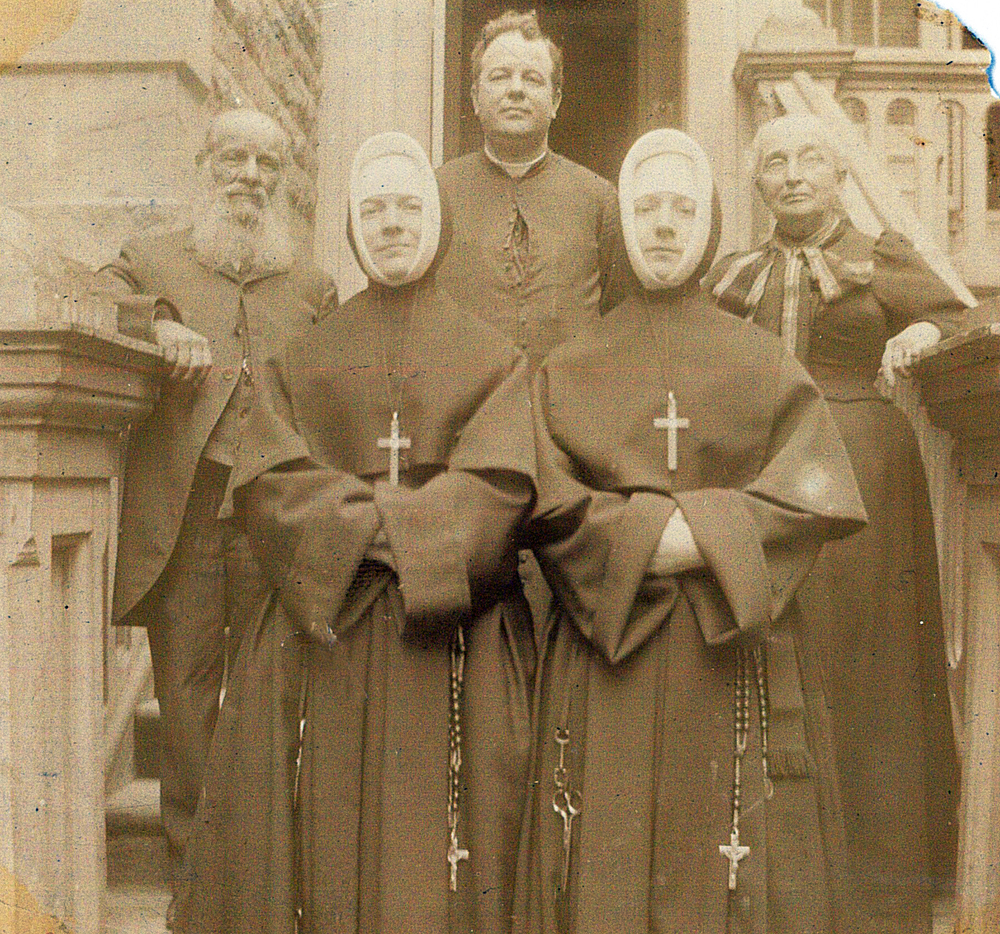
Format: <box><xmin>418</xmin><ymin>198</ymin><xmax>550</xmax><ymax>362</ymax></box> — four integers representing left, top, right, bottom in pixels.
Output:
<box><xmin>434</xmin><ymin>9</ymin><xmax>624</xmax><ymax>368</ymax></box>
<box><xmin>176</xmin><ymin>132</ymin><xmax>537</xmax><ymax>934</ymax></box>
<box><xmin>514</xmin><ymin>129</ymin><xmax>868</xmax><ymax>934</ymax></box>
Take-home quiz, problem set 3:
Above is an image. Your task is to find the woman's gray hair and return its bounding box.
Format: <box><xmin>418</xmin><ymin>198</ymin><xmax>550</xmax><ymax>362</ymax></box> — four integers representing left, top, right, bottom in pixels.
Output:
<box><xmin>747</xmin><ymin>113</ymin><xmax>847</xmax><ymax>179</ymax></box>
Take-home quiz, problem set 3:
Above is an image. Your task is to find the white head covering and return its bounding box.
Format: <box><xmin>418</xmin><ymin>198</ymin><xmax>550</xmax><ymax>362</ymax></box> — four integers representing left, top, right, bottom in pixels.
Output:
<box><xmin>619</xmin><ymin>129</ymin><xmax>715</xmax><ymax>291</ymax></box>
<box><xmin>349</xmin><ymin>132</ymin><xmax>441</xmax><ymax>287</ymax></box>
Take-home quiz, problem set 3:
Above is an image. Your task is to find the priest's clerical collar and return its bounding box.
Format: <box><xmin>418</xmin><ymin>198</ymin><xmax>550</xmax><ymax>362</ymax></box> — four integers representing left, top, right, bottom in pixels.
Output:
<box><xmin>483</xmin><ymin>142</ymin><xmax>548</xmax><ymax>179</ymax></box>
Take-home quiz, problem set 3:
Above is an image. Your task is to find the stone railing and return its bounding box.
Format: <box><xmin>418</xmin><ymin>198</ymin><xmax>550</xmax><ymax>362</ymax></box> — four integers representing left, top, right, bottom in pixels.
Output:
<box><xmin>914</xmin><ymin>324</ymin><xmax>1000</xmax><ymax>934</ymax></box>
<box><xmin>0</xmin><ymin>214</ymin><xmax>161</xmax><ymax>934</ymax></box>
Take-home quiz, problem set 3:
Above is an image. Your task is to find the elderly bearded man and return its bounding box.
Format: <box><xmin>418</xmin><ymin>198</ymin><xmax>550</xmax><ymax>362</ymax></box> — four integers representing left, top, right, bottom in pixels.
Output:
<box><xmin>434</xmin><ymin>9</ymin><xmax>624</xmax><ymax>368</ymax></box>
<box><xmin>705</xmin><ymin>113</ymin><xmax>963</xmax><ymax>933</ymax></box>
<box><xmin>100</xmin><ymin>108</ymin><xmax>336</xmax><ymax>911</ymax></box>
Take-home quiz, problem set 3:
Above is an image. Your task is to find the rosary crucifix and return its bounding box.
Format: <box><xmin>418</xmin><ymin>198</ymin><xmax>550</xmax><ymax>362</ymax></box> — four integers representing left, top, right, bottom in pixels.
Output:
<box><xmin>719</xmin><ymin>829</ymin><xmax>750</xmax><ymax>891</ymax></box>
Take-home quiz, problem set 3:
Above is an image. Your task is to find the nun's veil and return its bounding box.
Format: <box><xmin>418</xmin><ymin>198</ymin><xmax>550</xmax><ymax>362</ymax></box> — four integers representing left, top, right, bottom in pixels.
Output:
<box><xmin>349</xmin><ymin>132</ymin><xmax>442</xmax><ymax>287</ymax></box>
<box><xmin>619</xmin><ymin>129</ymin><xmax>719</xmax><ymax>291</ymax></box>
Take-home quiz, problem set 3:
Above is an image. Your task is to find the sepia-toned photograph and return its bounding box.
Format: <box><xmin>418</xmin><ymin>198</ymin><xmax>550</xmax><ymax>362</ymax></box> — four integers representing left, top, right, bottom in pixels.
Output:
<box><xmin>1</xmin><ymin>1</ymin><xmax>999</xmax><ymax>932</ymax></box>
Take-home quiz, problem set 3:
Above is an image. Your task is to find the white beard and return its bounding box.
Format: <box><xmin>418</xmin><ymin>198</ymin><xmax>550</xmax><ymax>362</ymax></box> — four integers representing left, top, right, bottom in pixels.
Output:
<box><xmin>191</xmin><ymin>187</ymin><xmax>294</xmax><ymax>275</ymax></box>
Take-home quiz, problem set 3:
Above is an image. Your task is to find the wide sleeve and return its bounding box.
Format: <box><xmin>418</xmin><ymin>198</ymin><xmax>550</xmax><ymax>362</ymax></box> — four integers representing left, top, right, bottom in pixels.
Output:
<box><xmin>872</xmin><ymin>229</ymin><xmax>967</xmax><ymax>339</ymax></box>
<box><xmin>528</xmin><ymin>366</ymin><xmax>679</xmax><ymax>665</ymax></box>
<box><xmin>228</xmin><ymin>355</ymin><xmax>381</xmax><ymax>643</ymax></box>
<box><xmin>675</xmin><ymin>370</ymin><xmax>867</xmax><ymax>647</ymax></box>
<box><xmin>530</xmin><ymin>357</ymin><xmax>867</xmax><ymax>665</ymax></box>
<box><xmin>374</xmin><ymin>353</ymin><xmax>536</xmax><ymax>636</ymax></box>
<box><xmin>375</xmin><ymin>469</ymin><xmax>532</xmax><ymax>637</ymax></box>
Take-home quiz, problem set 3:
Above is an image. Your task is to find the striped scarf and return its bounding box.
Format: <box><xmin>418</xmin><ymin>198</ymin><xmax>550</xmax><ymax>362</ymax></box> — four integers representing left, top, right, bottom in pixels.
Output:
<box><xmin>710</xmin><ymin>216</ymin><xmax>874</xmax><ymax>356</ymax></box>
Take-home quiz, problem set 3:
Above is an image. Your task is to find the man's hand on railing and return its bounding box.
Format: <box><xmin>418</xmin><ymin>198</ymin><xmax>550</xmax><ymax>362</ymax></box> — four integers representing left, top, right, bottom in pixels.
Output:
<box><xmin>154</xmin><ymin>319</ymin><xmax>213</xmax><ymax>385</ymax></box>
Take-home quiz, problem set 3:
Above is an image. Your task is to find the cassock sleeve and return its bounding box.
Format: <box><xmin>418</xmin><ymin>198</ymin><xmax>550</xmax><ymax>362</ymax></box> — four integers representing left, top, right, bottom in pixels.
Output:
<box><xmin>530</xmin><ymin>359</ymin><xmax>867</xmax><ymax>665</ymax></box>
<box><xmin>228</xmin><ymin>355</ymin><xmax>381</xmax><ymax>643</ymax></box>
<box><xmin>872</xmin><ymin>229</ymin><xmax>967</xmax><ymax>339</ymax></box>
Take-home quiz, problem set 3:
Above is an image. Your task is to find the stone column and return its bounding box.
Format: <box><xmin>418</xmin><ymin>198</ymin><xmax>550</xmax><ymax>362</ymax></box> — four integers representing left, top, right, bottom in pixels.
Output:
<box><xmin>314</xmin><ymin>0</ymin><xmax>439</xmax><ymax>299</ymax></box>
<box><xmin>0</xmin><ymin>209</ymin><xmax>160</xmax><ymax>934</ymax></box>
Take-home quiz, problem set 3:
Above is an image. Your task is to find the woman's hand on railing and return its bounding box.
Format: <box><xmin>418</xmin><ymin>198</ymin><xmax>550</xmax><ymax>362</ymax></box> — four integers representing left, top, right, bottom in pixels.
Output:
<box><xmin>879</xmin><ymin>321</ymin><xmax>942</xmax><ymax>389</ymax></box>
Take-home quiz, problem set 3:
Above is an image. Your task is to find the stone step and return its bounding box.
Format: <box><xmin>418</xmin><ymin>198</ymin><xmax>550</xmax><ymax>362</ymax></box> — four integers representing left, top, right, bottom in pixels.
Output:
<box><xmin>107</xmin><ymin>778</ymin><xmax>162</xmax><ymax>837</ymax></box>
<box><xmin>103</xmin><ymin>883</ymin><xmax>172</xmax><ymax>934</ymax></box>
<box><xmin>106</xmin><ymin>778</ymin><xmax>169</xmax><ymax>908</ymax></box>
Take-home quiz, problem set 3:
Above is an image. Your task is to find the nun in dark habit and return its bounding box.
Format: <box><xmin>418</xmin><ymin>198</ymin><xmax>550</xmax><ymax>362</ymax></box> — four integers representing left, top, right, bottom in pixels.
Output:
<box><xmin>516</xmin><ymin>129</ymin><xmax>868</xmax><ymax>934</ymax></box>
<box><xmin>177</xmin><ymin>132</ymin><xmax>537</xmax><ymax>934</ymax></box>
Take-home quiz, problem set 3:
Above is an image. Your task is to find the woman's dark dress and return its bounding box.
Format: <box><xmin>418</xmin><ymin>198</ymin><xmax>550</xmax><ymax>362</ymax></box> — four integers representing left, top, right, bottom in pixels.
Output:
<box><xmin>706</xmin><ymin>222</ymin><xmax>965</xmax><ymax>931</ymax></box>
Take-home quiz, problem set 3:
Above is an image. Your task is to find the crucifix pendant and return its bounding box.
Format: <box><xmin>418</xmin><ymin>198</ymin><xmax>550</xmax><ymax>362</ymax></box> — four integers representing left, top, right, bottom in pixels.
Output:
<box><xmin>376</xmin><ymin>411</ymin><xmax>412</xmax><ymax>486</ymax></box>
<box><xmin>719</xmin><ymin>829</ymin><xmax>750</xmax><ymax>891</ymax></box>
<box><xmin>653</xmin><ymin>391</ymin><xmax>690</xmax><ymax>473</ymax></box>
<box><xmin>447</xmin><ymin>834</ymin><xmax>469</xmax><ymax>892</ymax></box>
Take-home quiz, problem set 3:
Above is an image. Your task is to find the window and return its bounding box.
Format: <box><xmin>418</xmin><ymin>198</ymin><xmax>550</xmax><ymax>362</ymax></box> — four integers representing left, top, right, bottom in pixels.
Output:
<box><xmin>886</xmin><ymin>98</ymin><xmax>918</xmax><ymax>216</ymax></box>
<box><xmin>988</xmin><ymin>103</ymin><xmax>1000</xmax><ymax>212</ymax></box>
<box><xmin>802</xmin><ymin>0</ymin><xmax>918</xmax><ymax>47</ymax></box>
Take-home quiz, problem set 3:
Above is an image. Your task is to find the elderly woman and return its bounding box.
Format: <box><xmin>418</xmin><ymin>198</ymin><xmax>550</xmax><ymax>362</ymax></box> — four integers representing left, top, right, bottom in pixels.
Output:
<box><xmin>177</xmin><ymin>132</ymin><xmax>537</xmax><ymax>934</ymax></box>
<box><xmin>516</xmin><ymin>129</ymin><xmax>867</xmax><ymax>934</ymax></box>
<box><xmin>705</xmin><ymin>114</ymin><xmax>964</xmax><ymax>933</ymax></box>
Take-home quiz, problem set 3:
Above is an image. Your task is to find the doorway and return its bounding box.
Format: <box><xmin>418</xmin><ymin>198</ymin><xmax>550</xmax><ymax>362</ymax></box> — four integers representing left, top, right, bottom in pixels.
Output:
<box><xmin>444</xmin><ymin>0</ymin><xmax>683</xmax><ymax>183</ymax></box>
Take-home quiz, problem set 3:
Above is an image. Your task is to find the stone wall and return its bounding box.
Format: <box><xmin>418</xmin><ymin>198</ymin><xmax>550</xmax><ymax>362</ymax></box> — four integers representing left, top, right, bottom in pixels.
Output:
<box><xmin>0</xmin><ymin>0</ymin><xmax>325</xmax><ymax>271</ymax></box>
<box><xmin>210</xmin><ymin>0</ymin><xmax>325</xmax><ymax>220</ymax></box>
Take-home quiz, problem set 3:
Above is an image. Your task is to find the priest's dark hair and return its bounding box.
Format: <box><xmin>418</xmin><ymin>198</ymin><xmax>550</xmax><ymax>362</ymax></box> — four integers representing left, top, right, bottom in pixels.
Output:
<box><xmin>470</xmin><ymin>9</ymin><xmax>563</xmax><ymax>96</ymax></box>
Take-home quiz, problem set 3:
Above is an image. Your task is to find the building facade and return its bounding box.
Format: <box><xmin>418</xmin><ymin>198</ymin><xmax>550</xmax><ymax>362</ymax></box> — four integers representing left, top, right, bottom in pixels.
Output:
<box><xmin>1</xmin><ymin>1</ymin><xmax>998</xmax><ymax>932</ymax></box>
<box><xmin>316</xmin><ymin>0</ymin><xmax>998</xmax><ymax>298</ymax></box>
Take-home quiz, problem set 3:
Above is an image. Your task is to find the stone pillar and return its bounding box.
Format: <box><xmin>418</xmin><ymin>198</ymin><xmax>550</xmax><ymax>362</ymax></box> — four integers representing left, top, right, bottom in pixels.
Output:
<box><xmin>0</xmin><ymin>209</ymin><xmax>160</xmax><ymax>934</ymax></box>
<box><xmin>916</xmin><ymin>325</ymin><xmax>1000</xmax><ymax>934</ymax></box>
<box><xmin>314</xmin><ymin>0</ymin><xmax>439</xmax><ymax>299</ymax></box>
<box><xmin>0</xmin><ymin>0</ymin><xmax>214</xmax><ymax>269</ymax></box>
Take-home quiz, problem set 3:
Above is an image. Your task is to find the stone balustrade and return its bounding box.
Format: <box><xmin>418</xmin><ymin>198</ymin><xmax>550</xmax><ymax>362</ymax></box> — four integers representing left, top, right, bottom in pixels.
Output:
<box><xmin>915</xmin><ymin>324</ymin><xmax>1000</xmax><ymax>934</ymax></box>
<box><xmin>0</xmin><ymin>211</ymin><xmax>161</xmax><ymax>934</ymax></box>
